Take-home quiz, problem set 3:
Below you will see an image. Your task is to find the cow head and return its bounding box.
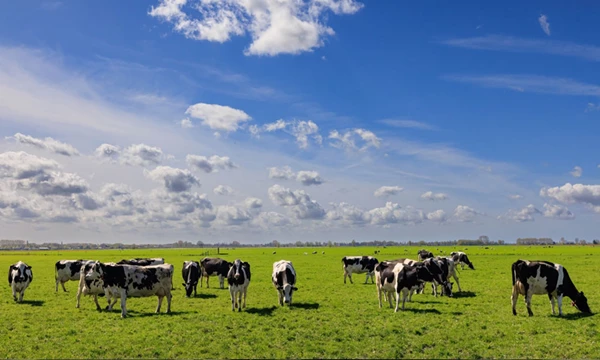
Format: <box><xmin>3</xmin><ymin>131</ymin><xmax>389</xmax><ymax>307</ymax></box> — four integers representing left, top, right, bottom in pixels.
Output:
<box><xmin>278</xmin><ymin>283</ymin><xmax>298</xmax><ymax>304</ymax></box>
<box><xmin>441</xmin><ymin>281</ymin><xmax>453</xmax><ymax>297</ymax></box>
<box><xmin>9</xmin><ymin>262</ymin><xmax>31</xmax><ymax>284</ymax></box>
<box><xmin>231</xmin><ymin>259</ymin><xmax>244</xmax><ymax>280</ymax></box>
<box><xmin>84</xmin><ymin>261</ymin><xmax>105</xmax><ymax>287</ymax></box>
<box><xmin>572</xmin><ymin>291</ymin><xmax>591</xmax><ymax>314</ymax></box>
<box><xmin>182</xmin><ymin>261</ymin><xmax>198</xmax><ymax>298</ymax></box>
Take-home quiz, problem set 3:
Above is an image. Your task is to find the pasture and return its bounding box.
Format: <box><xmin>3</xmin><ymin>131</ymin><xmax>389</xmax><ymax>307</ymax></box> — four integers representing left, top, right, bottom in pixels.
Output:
<box><xmin>2</xmin><ymin>246</ymin><xmax>599</xmax><ymax>359</ymax></box>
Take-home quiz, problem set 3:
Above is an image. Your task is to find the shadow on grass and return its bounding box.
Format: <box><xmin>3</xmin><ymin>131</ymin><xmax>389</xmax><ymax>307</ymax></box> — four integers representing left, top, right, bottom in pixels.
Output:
<box><xmin>127</xmin><ymin>310</ymin><xmax>188</xmax><ymax>318</ymax></box>
<box><xmin>452</xmin><ymin>291</ymin><xmax>476</xmax><ymax>298</ymax></box>
<box><xmin>292</xmin><ymin>302</ymin><xmax>320</xmax><ymax>310</ymax></box>
<box><xmin>413</xmin><ymin>300</ymin><xmax>442</xmax><ymax>304</ymax></box>
<box><xmin>20</xmin><ymin>300</ymin><xmax>44</xmax><ymax>306</ymax></box>
<box><xmin>246</xmin><ymin>306</ymin><xmax>277</xmax><ymax>316</ymax></box>
<box><xmin>402</xmin><ymin>308</ymin><xmax>442</xmax><ymax>314</ymax></box>
<box><xmin>195</xmin><ymin>293</ymin><xmax>217</xmax><ymax>299</ymax></box>
<box><xmin>450</xmin><ymin>311</ymin><xmax>463</xmax><ymax>316</ymax></box>
<box><xmin>561</xmin><ymin>312</ymin><xmax>595</xmax><ymax>320</ymax></box>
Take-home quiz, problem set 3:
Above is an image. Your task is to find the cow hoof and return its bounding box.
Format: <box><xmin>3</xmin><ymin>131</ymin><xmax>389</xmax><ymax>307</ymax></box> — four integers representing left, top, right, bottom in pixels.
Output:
<box><xmin>512</xmin><ymin>309</ymin><xmax>517</xmax><ymax>316</ymax></box>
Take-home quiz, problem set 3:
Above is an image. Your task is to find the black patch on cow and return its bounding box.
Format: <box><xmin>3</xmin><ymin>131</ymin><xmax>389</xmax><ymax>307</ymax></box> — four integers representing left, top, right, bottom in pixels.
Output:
<box><xmin>285</xmin><ymin>267</ymin><xmax>295</xmax><ymax>286</ymax></box>
<box><xmin>276</xmin><ymin>271</ymin><xmax>284</xmax><ymax>287</ymax></box>
<box><xmin>201</xmin><ymin>257</ymin><xmax>231</xmax><ymax>277</ymax></box>
<box><xmin>55</xmin><ymin>261</ymin><xmax>67</xmax><ymax>271</ymax></box>
<box><xmin>227</xmin><ymin>260</ymin><xmax>248</xmax><ymax>287</ymax></box>
<box><xmin>8</xmin><ymin>265</ymin><xmax>15</xmax><ymax>285</ymax></box>
<box><xmin>182</xmin><ymin>261</ymin><xmax>200</xmax><ymax>297</ymax></box>
<box><xmin>132</xmin><ymin>267</ymin><xmax>159</xmax><ymax>291</ymax></box>
<box><xmin>99</xmin><ymin>263</ymin><xmax>127</xmax><ymax>289</ymax></box>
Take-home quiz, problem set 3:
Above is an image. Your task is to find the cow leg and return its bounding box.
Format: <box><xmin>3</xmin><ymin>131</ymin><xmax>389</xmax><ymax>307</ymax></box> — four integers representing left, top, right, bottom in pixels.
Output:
<box><xmin>377</xmin><ymin>287</ymin><xmax>383</xmax><ymax>308</ymax></box>
<box><xmin>278</xmin><ymin>290</ymin><xmax>283</xmax><ymax>306</ymax></box>
<box><xmin>193</xmin><ymin>284</ymin><xmax>197</xmax><ymax>297</ymax></box>
<box><xmin>549</xmin><ymin>294</ymin><xmax>556</xmax><ymax>315</ymax></box>
<box><xmin>93</xmin><ymin>295</ymin><xmax>101</xmax><ymax>311</ymax></box>
<box><xmin>242</xmin><ymin>286</ymin><xmax>247</xmax><ymax>309</ymax></box>
<box><xmin>364</xmin><ymin>273</ymin><xmax>369</xmax><ymax>284</ymax></box>
<box><xmin>12</xmin><ymin>285</ymin><xmax>17</xmax><ymax>302</ymax></box>
<box><xmin>557</xmin><ymin>294</ymin><xmax>563</xmax><ymax>316</ymax></box>
<box><xmin>511</xmin><ymin>285</ymin><xmax>519</xmax><ymax>315</ymax></box>
<box><xmin>166</xmin><ymin>292</ymin><xmax>172</xmax><ymax>313</ymax></box>
<box><xmin>348</xmin><ymin>273</ymin><xmax>354</xmax><ymax>284</ymax></box>
<box><xmin>55</xmin><ymin>279</ymin><xmax>59</xmax><ymax>292</ymax></box>
<box><xmin>237</xmin><ymin>291</ymin><xmax>242</xmax><ymax>312</ymax></box>
<box><xmin>453</xmin><ymin>273</ymin><xmax>462</xmax><ymax>292</ymax></box>
<box><xmin>401</xmin><ymin>289</ymin><xmax>408</xmax><ymax>310</ymax></box>
<box><xmin>18</xmin><ymin>290</ymin><xmax>24</xmax><ymax>303</ymax></box>
<box><xmin>230</xmin><ymin>287</ymin><xmax>236</xmax><ymax>311</ymax></box>
<box><xmin>525</xmin><ymin>290</ymin><xmax>534</xmax><ymax>317</ymax></box>
<box><xmin>219</xmin><ymin>275</ymin><xmax>224</xmax><ymax>289</ymax></box>
<box><xmin>61</xmin><ymin>281</ymin><xmax>67</xmax><ymax>292</ymax></box>
<box><xmin>432</xmin><ymin>283</ymin><xmax>438</xmax><ymax>297</ymax></box>
<box><xmin>120</xmin><ymin>289</ymin><xmax>127</xmax><ymax>318</ymax></box>
<box><xmin>156</xmin><ymin>296</ymin><xmax>164</xmax><ymax>313</ymax></box>
<box><xmin>394</xmin><ymin>291</ymin><xmax>400</xmax><ymax>313</ymax></box>
<box><xmin>206</xmin><ymin>275</ymin><xmax>210</xmax><ymax>288</ymax></box>
<box><xmin>387</xmin><ymin>291</ymin><xmax>393</xmax><ymax>308</ymax></box>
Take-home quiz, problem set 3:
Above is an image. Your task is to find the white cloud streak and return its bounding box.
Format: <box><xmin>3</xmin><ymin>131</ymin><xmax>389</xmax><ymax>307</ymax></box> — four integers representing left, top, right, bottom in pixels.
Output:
<box><xmin>538</xmin><ymin>14</ymin><xmax>551</xmax><ymax>36</ymax></box>
<box><xmin>9</xmin><ymin>133</ymin><xmax>80</xmax><ymax>156</ymax></box>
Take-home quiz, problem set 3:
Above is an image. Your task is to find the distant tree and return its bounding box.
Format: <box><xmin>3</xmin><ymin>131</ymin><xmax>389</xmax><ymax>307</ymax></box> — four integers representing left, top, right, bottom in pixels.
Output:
<box><xmin>197</xmin><ymin>241</ymin><xmax>204</xmax><ymax>248</ymax></box>
<box><xmin>232</xmin><ymin>241</ymin><xmax>241</xmax><ymax>247</ymax></box>
<box><xmin>327</xmin><ymin>241</ymin><xmax>333</xmax><ymax>247</ymax></box>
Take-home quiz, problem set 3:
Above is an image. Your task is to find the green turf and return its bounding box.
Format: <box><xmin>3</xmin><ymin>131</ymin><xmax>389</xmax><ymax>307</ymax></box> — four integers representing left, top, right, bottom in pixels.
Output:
<box><xmin>1</xmin><ymin>245</ymin><xmax>599</xmax><ymax>359</ymax></box>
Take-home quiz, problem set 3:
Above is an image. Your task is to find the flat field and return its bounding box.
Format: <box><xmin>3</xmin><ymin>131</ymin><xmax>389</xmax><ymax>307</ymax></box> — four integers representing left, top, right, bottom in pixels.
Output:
<box><xmin>1</xmin><ymin>246</ymin><xmax>599</xmax><ymax>359</ymax></box>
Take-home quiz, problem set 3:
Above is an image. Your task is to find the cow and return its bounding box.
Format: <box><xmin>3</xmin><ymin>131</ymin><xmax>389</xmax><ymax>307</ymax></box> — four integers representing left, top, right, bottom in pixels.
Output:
<box><xmin>182</xmin><ymin>261</ymin><xmax>201</xmax><ymax>298</ymax></box>
<box><xmin>8</xmin><ymin>261</ymin><xmax>33</xmax><ymax>303</ymax></box>
<box><xmin>450</xmin><ymin>251</ymin><xmax>475</xmax><ymax>270</ymax></box>
<box><xmin>511</xmin><ymin>260</ymin><xmax>591</xmax><ymax>316</ymax></box>
<box><xmin>83</xmin><ymin>261</ymin><xmax>173</xmax><ymax>318</ymax></box>
<box><xmin>341</xmin><ymin>256</ymin><xmax>379</xmax><ymax>284</ymax></box>
<box><xmin>417</xmin><ymin>249</ymin><xmax>433</xmax><ymax>261</ymax></box>
<box><xmin>117</xmin><ymin>257</ymin><xmax>164</xmax><ymax>266</ymax></box>
<box><xmin>76</xmin><ymin>261</ymin><xmax>112</xmax><ymax>311</ymax></box>
<box><xmin>272</xmin><ymin>260</ymin><xmax>297</xmax><ymax>306</ymax></box>
<box><xmin>55</xmin><ymin>259</ymin><xmax>94</xmax><ymax>292</ymax></box>
<box><xmin>200</xmin><ymin>257</ymin><xmax>232</xmax><ymax>289</ymax></box>
<box><xmin>227</xmin><ymin>259</ymin><xmax>251</xmax><ymax>312</ymax></box>
<box><xmin>400</xmin><ymin>258</ymin><xmax>452</xmax><ymax>298</ymax></box>
<box><xmin>375</xmin><ymin>261</ymin><xmax>421</xmax><ymax>312</ymax></box>
<box><xmin>312</xmin><ymin>251</ymin><xmax>317</xmax><ymax>254</ymax></box>
<box><xmin>430</xmin><ymin>257</ymin><xmax>460</xmax><ymax>294</ymax></box>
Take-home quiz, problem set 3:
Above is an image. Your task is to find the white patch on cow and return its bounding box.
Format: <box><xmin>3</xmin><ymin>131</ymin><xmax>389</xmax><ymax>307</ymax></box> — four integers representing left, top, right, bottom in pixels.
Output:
<box><xmin>375</xmin><ymin>262</ymin><xmax>411</xmax><ymax>312</ymax></box>
<box><xmin>9</xmin><ymin>261</ymin><xmax>33</xmax><ymax>303</ymax></box>
<box><xmin>272</xmin><ymin>260</ymin><xmax>297</xmax><ymax>306</ymax></box>
<box><xmin>55</xmin><ymin>260</ymin><xmax>94</xmax><ymax>292</ymax></box>
<box><xmin>227</xmin><ymin>259</ymin><xmax>250</xmax><ymax>312</ymax></box>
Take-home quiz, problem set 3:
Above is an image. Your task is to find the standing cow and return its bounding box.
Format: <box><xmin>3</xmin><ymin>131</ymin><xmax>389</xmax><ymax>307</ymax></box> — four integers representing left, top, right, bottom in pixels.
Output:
<box><xmin>227</xmin><ymin>259</ymin><xmax>251</xmax><ymax>312</ymax></box>
<box><xmin>400</xmin><ymin>258</ymin><xmax>452</xmax><ymax>298</ymax></box>
<box><xmin>76</xmin><ymin>261</ymin><xmax>113</xmax><ymax>310</ymax></box>
<box><xmin>511</xmin><ymin>259</ymin><xmax>591</xmax><ymax>316</ymax></box>
<box><xmin>55</xmin><ymin>259</ymin><xmax>94</xmax><ymax>292</ymax></box>
<box><xmin>8</xmin><ymin>261</ymin><xmax>33</xmax><ymax>303</ymax></box>
<box><xmin>200</xmin><ymin>257</ymin><xmax>232</xmax><ymax>289</ymax></box>
<box><xmin>341</xmin><ymin>256</ymin><xmax>379</xmax><ymax>284</ymax></box>
<box><xmin>417</xmin><ymin>249</ymin><xmax>434</xmax><ymax>261</ymax></box>
<box><xmin>182</xmin><ymin>261</ymin><xmax>201</xmax><ymax>298</ymax></box>
<box><xmin>450</xmin><ymin>251</ymin><xmax>475</xmax><ymax>270</ymax></box>
<box><xmin>84</xmin><ymin>261</ymin><xmax>173</xmax><ymax>318</ymax></box>
<box><xmin>375</xmin><ymin>261</ymin><xmax>422</xmax><ymax>312</ymax></box>
<box><xmin>116</xmin><ymin>258</ymin><xmax>164</xmax><ymax>266</ymax></box>
<box><xmin>272</xmin><ymin>260</ymin><xmax>297</xmax><ymax>306</ymax></box>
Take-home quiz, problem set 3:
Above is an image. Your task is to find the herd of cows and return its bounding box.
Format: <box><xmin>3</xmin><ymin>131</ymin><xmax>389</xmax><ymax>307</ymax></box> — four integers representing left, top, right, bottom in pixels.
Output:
<box><xmin>7</xmin><ymin>249</ymin><xmax>592</xmax><ymax>318</ymax></box>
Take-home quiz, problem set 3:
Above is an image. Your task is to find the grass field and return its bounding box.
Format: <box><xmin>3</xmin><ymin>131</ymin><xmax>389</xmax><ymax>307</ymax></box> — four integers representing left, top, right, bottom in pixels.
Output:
<box><xmin>2</xmin><ymin>245</ymin><xmax>599</xmax><ymax>359</ymax></box>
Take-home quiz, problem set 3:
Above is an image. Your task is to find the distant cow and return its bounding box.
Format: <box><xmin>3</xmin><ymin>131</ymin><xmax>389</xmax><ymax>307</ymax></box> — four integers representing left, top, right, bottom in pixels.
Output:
<box><xmin>9</xmin><ymin>261</ymin><xmax>33</xmax><ymax>303</ymax></box>
<box><xmin>342</xmin><ymin>256</ymin><xmax>379</xmax><ymax>284</ymax></box>
<box><xmin>182</xmin><ymin>261</ymin><xmax>201</xmax><ymax>298</ymax></box>
<box><xmin>200</xmin><ymin>257</ymin><xmax>232</xmax><ymax>289</ymax></box>
<box><xmin>117</xmin><ymin>257</ymin><xmax>164</xmax><ymax>266</ymax></box>
<box><xmin>55</xmin><ymin>259</ymin><xmax>94</xmax><ymax>292</ymax></box>
<box><xmin>375</xmin><ymin>261</ymin><xmax>421</xmax><ymax>312</ymax></box>
<box><xmin>511</xmin><ymin>260</ymin><xmax>591</xmax><ymax>316</ymax></box>
<box><xmin>312</xmin><ymin>251</ymin><xmax>317</xmax><ymax>254</ymax></box>
<box><xmin>83</xmin><ymin>261</ymin><xmax>173</xmax><ymax>318</ymax></box>
<box><xmin>272</xmin><ymin>260</ymin><xmax>297</xmax><ymax>306</ymax></box>
<box><xmin>227</xmin><ymin>259</ymin><xmax>251</xmax><ymax>312</ymax></box>
<box><xmin>400</xmin><ymin>258</ymin><xmax>452</xmax><ymax>298</ymax></box>
<box><xmin>417</xmin><ymin>249</ymin><xmax>433</xmax><ymax>261</ymax></box>
<box><xmin>450</xmin><ymin>251</ymin><xmax>475</xmax><ymax>270</ymax></box>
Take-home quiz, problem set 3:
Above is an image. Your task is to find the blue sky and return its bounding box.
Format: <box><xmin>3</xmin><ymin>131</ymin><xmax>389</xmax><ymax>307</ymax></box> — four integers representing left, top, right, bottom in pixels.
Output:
<box><xmin>0</xmin><ymin>0</ymin><xmax>599</xmax><ymax>244</ymax></box>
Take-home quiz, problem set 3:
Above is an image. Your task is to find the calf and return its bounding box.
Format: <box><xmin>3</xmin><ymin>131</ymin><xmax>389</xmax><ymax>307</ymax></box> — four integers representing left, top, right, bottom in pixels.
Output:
<box><xmin>200</xmin><ymin>257</ymin><xmax>232</xmax><ymax>289</ymax></box>
<box><xmin>182</xmin><ymin>261</ymin><xmax>200</xmax><ymax>298</ymax></box>
<box><xmin>272</xmin><ymin>260</ymin><xmax>297</xmax><ymax>306</ymax></box>
<box><xmin>511</xmin><ymin>260</ymin><xmax>591</xmax><ymax>316</ymax></box>
<box><xmin>450</xmin><ymin>251</ymin><xmax>475</xmax><ymax>270</ymax></box>
<box><xmin>8</xmin><ymin>261</ymin><xmax>33</xmax><ymax>303</ymax></box>
<box><xmin>417</xmin><ymin>249</ymin><xmax>433</xmax><ymax>261</ymax></box>
<box><xmin>84</xmin><ymin>261</ymin><xmax>173</xmax><ymax>318</ymax></box>
<box><xmin>341</xmin><ymin>256</ymin><xmax>379</xmax><ymax>284</ymax></box>
<box><xmin>55</xmin><ymin>259</ymin><xmax>93</xmax><ymax>292</ymax></box>
<box><xmin>116</xmin><ymin>257</ymin><xmax>164</xmax><ymax>266</ymax></box>
<box><xmin>400</xmin><ymin>258</ymin><xmax>452</xmax><ymax>298</ymax></box>
<box><xmin>227</xmin><ymin>259</ymin><xmax>251</xmax><ymax>311</ymax></box>
<box><xmin>375</xmin><ymin>261</ymin><xmax>421</xmax><ymax>312</ymax></box>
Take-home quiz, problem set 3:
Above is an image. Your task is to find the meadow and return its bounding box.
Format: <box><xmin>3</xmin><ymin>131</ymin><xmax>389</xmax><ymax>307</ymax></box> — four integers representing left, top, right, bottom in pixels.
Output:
<box><xmin>1</xmin><ymin>245</ymin><xmax>599</xmax><ymax>359</ymax></box>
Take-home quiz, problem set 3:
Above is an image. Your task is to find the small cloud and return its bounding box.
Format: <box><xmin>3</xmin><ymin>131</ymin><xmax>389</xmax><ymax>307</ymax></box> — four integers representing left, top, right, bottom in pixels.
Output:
<box><xmin>570</xmin><ymin>166</ymin><xmax>582</xmax><ymax>178</ymax></box>
<box><xmin>379</xmin><ymin>119</ymin><xmax>438</xmax><ymax>131</ymax></box>
<box><xmin>476</xmin><ymin>24</ymin><xmax>483</xmax><ymax>30</ymax></box>
<box><xmin>321</xmin><ymin>56</ymin><xmax>327</xmax><ymax>61</ymax></box>
<box><xmin>586</xmin><ymin>103</ymin><xmax>600</xmax><ymax>112</ymax></box>
<box><xmin>538</xmin><ymin>14</ymin><xmax>551</xmax><ymax>36</ymax></box>
<box><xmin>185</xmin><ymin>103</ymin><xmax>251</xmax><ymax>132</ymax></box>
<box><xmin>509</xmin><ymin>194</ymin><xmax>524</xmax><ymax>200</ymax></box>
<box><xmin>9</xmin><ymin>133</ymin><xmax>79</xmax><ymax>156</ymax></box>
<box><xmin>213</xmin><ymin>185</ymin><xmax>234</xmax><ymax>196</ymax></box>
<box><xmin>420</xmin><ymin>191</ymin><xmax>448</xmax><ymax>201</ymax></box>
<box><xmin>180</xmin><ymin>118</ymin><xmax>194</xmax><ymax>128</ymax></box>
<box><xmin>374</xmin><ymin>186</ymin><xmax>403</xmax><ymax>198</ymax></box>
<box><xmin>186</xmin><ymin>154</ymin><xmax>237</xmax><ymax>173</ymax></box>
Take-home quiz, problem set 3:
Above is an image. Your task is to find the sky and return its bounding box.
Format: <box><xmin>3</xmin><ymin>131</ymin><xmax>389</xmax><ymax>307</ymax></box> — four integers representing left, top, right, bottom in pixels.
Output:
<box><xmin>0</xmin><ymin>0</ymin><xmax>599</xmax><ymax>244</ymax></box>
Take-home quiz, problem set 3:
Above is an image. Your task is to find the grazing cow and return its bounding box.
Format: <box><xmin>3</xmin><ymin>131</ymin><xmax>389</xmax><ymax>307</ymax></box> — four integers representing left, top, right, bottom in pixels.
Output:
<box><xmin>83</xmin><ymin>261</ymin><xmax>173</xmax><ymax>318</ymax></box>
<box><xmin>55</xmin><ymin>259</ymin><xmax>94</xmax><ymax>292</ymax></box>
<box><xmin>417</xmin><ymin>249</ymin><xmax>434</xmax><ymax>261</ymax></box>
<box><xmin>200</xmin><ymin>257</ymin><xmax>232</xmax><ymax>289</ymax></box>
<box><xmin>322</xmin><ymin>251</ymin><xmax>325</xmax><ymax>255</ymax></box>
<box><xmin>375</xmin><ymin>261</ymin><xmax>422</xmax><ymax>312</ymax></box>
<box><xmin>272</xmin><ymin>260</ymin><xmax>297</xmax><ymax>306</ymax></box>
<box><xmin>450</xmin><ymin>251</ymin><xmax>475</xmax><ymax>270</ymax></box>
<box><xmin>272</xmin><ymin>251</ymin><xmax>276</xmax><ymax>255</ymax></box>
<box><xmin>182</xmin><ymin>261</ymin><xmax>201</xmax><ymax>298</ymax></box>
<box><xmin>341</xmin><ymin>256</ymin><xmax>379</xmax><ymax>284</ymax></box>
<box><xmin>8</xmin><ymin>261</ymin><xmax>33</xmax><ymax>303</ymax></box>
<box><xmin>400</xmin><ymin>258</ymin><xmax>452</xmax><ymax>298</ymax></box>
<box><xmin>116</xmin><ymin>257</ymin><xmax>164</xmax><ymax>266</ymax></box>
<box><xmin>428</xmin><ymin>257</ymin><xmax>460</xmax><ymax>294</ymax></box>
<box><xmin>312</xmin><ymin>251</ymin><xmax>317</xmax><ymax>254</ymax></box>
<box><xmin>227</xmin><ymin>259</ymin><xmax>251</xmax><ymax>311</ymax></box>
<box><xmin>511</xmin><ymin>260</ymin><xmax>591</xmax><ymax>316</ymax></box>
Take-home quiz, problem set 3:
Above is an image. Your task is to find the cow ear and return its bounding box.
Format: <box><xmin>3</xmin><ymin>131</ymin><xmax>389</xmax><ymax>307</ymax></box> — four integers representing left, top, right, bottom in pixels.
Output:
<box><xmin>243</xmin><ymin>262</ymin><xmax>250</xmax><ymax>268</ymax></box>
<box><xmin>277</xmin><ymin>286</ymin><xmax>283</xmax><ymax>290</ymax></box>
<box><xmin>581</xmin><ymin>291</ymin><xmax>585</xmax><ymax>296</ymax></box>
<box><xmin>292</xmin><ymin>287</ymin><xmax>298</xmax><ymax>291</ymax></box>
<box><xmin>182</xmin><ymin>283</ymin><xmax>186</xmax><ymax>287</ymax></box>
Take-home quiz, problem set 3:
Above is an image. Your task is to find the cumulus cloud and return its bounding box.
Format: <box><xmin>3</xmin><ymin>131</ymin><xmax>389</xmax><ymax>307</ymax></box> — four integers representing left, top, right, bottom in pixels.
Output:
<box><xmin>374</xmin><ymin>186</ymin><xmax>403</xmax><ymax>197</ymax></box>
<box><xmin>426</xmin><ymin>209</ymin><xmax>447</xmax><ymax>223</ymax></box>
<box><xmin>509</xmin><ymin>194</ymin><xmax>523</xmax><ymax>200</ymax></box>
<box><xmin>268</xmin><ymin>166</ymin><xmax>295</xmax><ymax>180</ymax></box>
<box><xmin>268</xmin><ymin>184</ymin><xmax>325</xmax><ymax>219</ymax></box>
<box><xmin>453</xmin><ymin>205</ymin><xmax>483</xmax><ymax>222</ymax></box>
<box><xmin>216</xmin><ymin>205</ymin><xmax>252</xmax><ymax>226</ymax></box>
<box><xmin>18</xmin><ymin>171</ymin><xmax>88</xmax><ymax>196</ymax></box>
<box><xmin>268</xmin><ymin>166</ymin><xmax>323</xmax><ymax>186</ymax></box>
<box><xmin>538</xmin><ymin>14</ymin><xmax>550</xmax><ymax>36</ymax></box>
<box><xmin>329</xmin><ymin>128</ymin><xmax>381</xmax><ymax>152</ymax></box>
<box><xmin>119</xmin><ymin>144</ymin><xmax>163</xmax><ymax>166</ymax></box>
<box><xmin>8</xmin><ymin>133</ymin><xmax>80</xmax><ymax>156</ymax></box>
<box><xmin>0</xmin><ymin>151</ymin><xmax>60</xmax><ymax>179</ymax></box>
<box><xmin>251</xmin><ymin>211</ymin><xmax>292</xmax><ymax>229</ymax></box>
<box><xmin>543</xmin><ymin>203</ymin><xmax>575</xmax><ymax>220</ymax></box>
<box><xmin>367</xmin><ymin>202</ymin><xmax>425</xmax><ymax>226</ymax></box>
<box><xmin>570</xmin><ymin>166</ymin><xmax>582</xmax><ymax>178</ymax></box>
<box><xmin>148</xmin><ymin>0</ymin><xmax>364</xmax><ymax>56</ymax></box>
<box><xmin>420</xmin><ymin>191</ymin><xmax>448</xmax><ymax>201</ymax></box>
<box><xmin>244</xmin><ymin>197</ymin><xmax>263</xmax><ymax>209</ymax></box>
<box><xmin>499</xmin><ymin>204</ymin><xmax>540</xmax><ymax>222</ymax></box>
<box><xmin>180</xmin><ymin>118</ymin><xmax>194</xmax><ymax>128</ymax></box>
<box><xmin>186</xmin><ymin>154</ymin><xmax>237</xmax><ymax>173</ymax></box>
<box><xmin>257</xmin><ymin>119</ymin><xmax>322</xmax><ymax>149</ymax></box>
<box><xmin>145</xmin><ymin>166</ymin><xmax>200</xmax><ymax>192</ymax></box>
<box><xmin>295</xmin><ymin>170</ymin><xmax>324</xmax><ymax>186</ymax></box>
<box><xmin>213</xmin><ymin>185</ymin><xmax>234</xmax><ymax>196</ymax></box>
<box><xmin>540</xmin><ymin>183</ymin><xmax>600</xmax><ymax>213</ymax></box>
<box><xmin>185</xmin><ymin>103</ymin><xmax>251</xmax><ymax>132</ymax></box>
<box><xmin>94</xmin><ymin>144</ymin><xmax>121</xmax><ymax>162</ymax></box>
<box><xmin>326</xmin><ymin>202</ymin><xmax>368</xmax><ymax>225</ymax></box>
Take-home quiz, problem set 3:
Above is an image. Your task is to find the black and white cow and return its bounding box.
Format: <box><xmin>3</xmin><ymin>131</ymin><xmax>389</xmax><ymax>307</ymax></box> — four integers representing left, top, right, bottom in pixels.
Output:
<box><xmin>117</xmin><ymin>257</ymin><xmax>164</xmax><ymax>266</ymax></box>
<box><xmin>511</xmin><ymin>259</ymin><xmax>591</xmax><ymax>316</ymax></box>
<box><xmin>55</xmin><ymin>259</ymin><xmax>94</xmax><ymax>292</ymax></box>
<box><xmin>8</xmin><ymin>261</ymin><xmax>33</xmax><ymax>303</ymax></box>
<box><xmin>227</xmin><ymin>259</ymin><xmax>251</xmax><ymax>312</ymax></box>
<box><xmin>375</xmin><ymin>261</ymin><xmax>422</xmax><ymax>312</ymax></box>
<box><xmin>417</xmin><ymin>249</ymin><xmax>434</xmax><ymax>261</ymax></box>
<box><xmin>83</xmin><ymin>261</ymin><xmax>173</xmax><ymax>318</ymax></box>
<box><xmin>341</xmin><ymin>256</ymin><xmax>379</xmax><ymax>284</ymax></box>
<box><xmin>76</xmin><ymin>261</ymin><xmax>113</xmax><ymax>311</ymax></box>
<box><xmin>200</xmin><ymin>257</ymin><xmax>232</xmax><ymax>289</ymax></box>
<box><xmin>182</xmin><ymin>261</ymin><xmax>200</xmax><ymax>298</ymax></box>
<box><xmin>400</xmin><ymin>258</ymin><xmax>452</xmax><ymax>298</ymax></box>
<box><xmin>430</xmin><ymin>257</ymin><xmax>460</xmax><ymax>295</ymax></box>
<box><xmin>450</xmin><ymin>251</ymin><xmax>475</xmax><ymax>270</ymax></box>
<box><xmin>272</xmin><ymin>260</ymin><xmax>297</xmax><ymax>306</ymax></box>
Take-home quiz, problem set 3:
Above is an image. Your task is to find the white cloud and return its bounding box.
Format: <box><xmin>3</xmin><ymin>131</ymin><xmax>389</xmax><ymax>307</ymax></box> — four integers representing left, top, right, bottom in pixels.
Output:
<box><xmin>570</xmin><ymin>166</ymin><xmax>582</xmax><ymax>178</ymax></box>
<box><xmin>543</xmin><ymin>203</ymin><xmax>575</xmax><ymax>220</ymax></box>
<box><xmin>374</xmin><ymin>186</ymin><xmax>403</xmax><ymax>198</ymax></box>
<box><xmin>453</xmin><ymin>205</ymin><xmax>483</xmax><ymax>222</ymax></box>
<box><xmin>244</xmin><ymin>197</ymin><xmax>263</xmax><ymax>209</ymax></box>
<box><xmin>326</xmin><ymin>202</ymin><xmax>368</xmax><ymax>225</ymax></box>
<box><xmin>420</xmin><ymin>191</ymin><xmax>448</xmax><ymax>201</ymax></box>
<box><xmin>329</xmin><ymin>128</ymin><xmax>381</xmax><ymax>152</ymax></box>
<box><xmin>94</xmin><ymin>144</ymin><xmax>121</xmax><ymax>162</ymax></box>
<box><xmin>509</xmin><ymin>194</ymin><xmax>523</xmax><ymax>200</ymax></box>
<box><xmin>216</xmin><ymin>205</ymin><xmax>252</xmax><ymax>226</ymax></box>
<box><xmin>122</xmin><ymin>144</ymin><xmax>164</xmax><ymax>167</ymax></box>
<box><xmin>268</xmin><ymin>184</ymin><xmax>325</xmax><ymax>219</ymax></box>
<box><xmin>295</xmin><ymin>170</ymin><xmax>324</xmax><ymax>186</ymax></box>
<box><xmin>268</xmin><ymin>166</ymin><xmax>295</xmax><ymax>180</ymax></box>
<box><xmin>186</xmin><ymin>154</ymin><xmax>237</xmax><ymax>173</ymax></box>
<box><xmin>148</xmin><ymin>0</ymin><xmax>364</xmax><ymax>56</ymax></box>
<box><xmin>540</xmin><ymin>183</ymin><xmax>600</xmax><ymax>212</ymax></box>
<box><xmin>426</xmin><ymin>209</ymin><xmax>447</xmax><ymax>223</ymax></box>
<box><xmin>185</xmin><ymin>103</ymin><xmax>251</xmax><ymax>132</ymax></box>
<box><xmin>145</xmin><ymin>166</ymin><xmax>200</xmax><ymax>192</ymax></box>
<box><xmin>259</xmin><ymin>119</ymin><xmax>322</xmax><ymax>149</ymax></box>
<box><xmin>9</xmin><ymin>133</ymin><xmax>80</xmax><ymax>156</ymax></box>
<box><xmin>499</xmin><ymin>204</ymin><xmax>540</xmax><ymax>222</ymax></box>
<box><xmin>586</xmin><ymin>103</ymin><xmax>600</xmax><ymax>112</ymax></box>
<box><xmin>379</xmin><ymin>119</ymin><xmax>438</xmax><ymax>131</ymax></box>
<box><xmin>367</xmin><ymin>202</ymin><xmax>425</xmax><ymax>226</ymax></box>
<box><xmin>0</xmin><ymin>151</ymin><xmax>60</xmax><ymax>179</ymax></box>
<box><xmin>538</xmin><ymin>14</ymin><xmax>551</xmax><ymax>36</ymax></box>
<box><xmin>213</xmin><ymin>185</ymin><xmax>234</xmax><ymax>196</ymax></box>
<box><xmin>180</xmin><ymin>118</ymin><xmax>194</xmax><ymax>128</ymax></box>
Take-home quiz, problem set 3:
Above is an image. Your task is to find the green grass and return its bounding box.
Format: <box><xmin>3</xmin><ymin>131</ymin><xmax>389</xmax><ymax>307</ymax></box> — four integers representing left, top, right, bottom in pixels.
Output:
<box><xmin>2</xmin><ymin>245</ymin><xmax>600</xmax><ymax>359</ymax></box>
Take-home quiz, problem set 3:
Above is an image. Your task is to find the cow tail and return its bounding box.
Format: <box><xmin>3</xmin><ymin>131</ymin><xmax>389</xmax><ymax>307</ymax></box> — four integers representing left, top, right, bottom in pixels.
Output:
<box><xmin>54</xmin><ymin>261</ymin><xmax>59</xmax><ymax>280</ymax></box>
<box><xmin>511</xmin><ymin>262</ymin><xmax>517</xmax><ymax>286</ymax></box>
